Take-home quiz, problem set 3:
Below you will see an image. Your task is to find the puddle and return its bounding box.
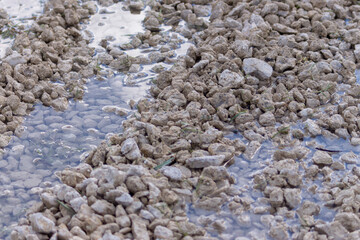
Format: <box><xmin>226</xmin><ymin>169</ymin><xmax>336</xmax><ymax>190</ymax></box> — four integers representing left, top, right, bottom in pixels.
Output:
<box><xmin>355</xmin><ymin>69</ymin><xmax>360</xmax><ymax>84</ymax></box>
<box><xmin>0</xmin><ymin>1</ymin><xmax>194</xmax><ymax>238</ymax></box>
<box><xmin>186</xmin><ymin>124</ymin><xmax>358</xmax><ymax>239</ymax></box>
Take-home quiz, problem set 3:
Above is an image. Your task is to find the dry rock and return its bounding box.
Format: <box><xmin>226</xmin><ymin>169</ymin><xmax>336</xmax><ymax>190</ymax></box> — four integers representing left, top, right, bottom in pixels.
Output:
<box><xmin>243</xmin><ymin>58</ymin><xmax>273</xmax><ymax>80</ymax></box>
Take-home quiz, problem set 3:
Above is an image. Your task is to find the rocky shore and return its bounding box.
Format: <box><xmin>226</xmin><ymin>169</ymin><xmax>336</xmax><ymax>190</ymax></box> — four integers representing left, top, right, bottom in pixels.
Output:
<box><xmin>7</xmin><ymin>0</ymin><xmax>360</xmax><ymax>239</ymax></box>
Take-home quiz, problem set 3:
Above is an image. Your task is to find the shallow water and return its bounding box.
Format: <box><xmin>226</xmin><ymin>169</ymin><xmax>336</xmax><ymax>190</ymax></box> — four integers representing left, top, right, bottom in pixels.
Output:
<box><xmin>186</xmin><ymin>123</ymin><xmax>360</xmax><ymax>239</ymax></box>
<box><xmin>0</xmin><ymin>1</ymin><xmax>194</xmax><ymax>237</ymax></box>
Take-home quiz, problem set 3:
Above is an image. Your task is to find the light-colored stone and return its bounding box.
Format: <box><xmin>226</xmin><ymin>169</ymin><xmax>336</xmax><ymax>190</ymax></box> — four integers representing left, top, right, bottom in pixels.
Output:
<box><xmin>243</xmin><ymin>58</ymin><xmax>273</xmax><ymax>80</ymax></box>
<box><xmin>312</xmin><ymin>151</ymin><xmax>333</xmax><ymax>165</ymax></box>
<box><xmin>186</xmin><ymin>155</ymin><xmax>225</xmax><ymax>168</ymax></box>
<box><xmin>29</xmin><ymin>213</ymin><xmax>55</xmax><ymax>234</ymax></box>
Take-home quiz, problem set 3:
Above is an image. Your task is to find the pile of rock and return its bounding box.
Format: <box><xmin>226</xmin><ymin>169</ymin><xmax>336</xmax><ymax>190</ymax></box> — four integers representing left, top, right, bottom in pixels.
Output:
<box><xmin>11</xmin><ymin>0</ymin><xmax>360</xmax><ymax>239</ymax></box>
<box><xmin>0</xmin><ymin>0</ymin><xmax>98</xmax><ymax>148</ymax></box>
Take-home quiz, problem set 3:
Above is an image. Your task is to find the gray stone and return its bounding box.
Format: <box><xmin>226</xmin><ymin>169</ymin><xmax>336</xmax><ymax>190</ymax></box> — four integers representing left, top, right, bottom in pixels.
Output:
<box><xmin>284</xmin><ymin>189</ymin><xmax>301</xmax><ymax>209</ymax></box>
<box><xmin>313</xmin><ymin>151</ymin><xmax>333</xmax><ymax>165</ymax></box>
<box><xmin>232</xmin><ymin>40</ymin><xmax>252</xmax><ymax>59</ymax></box>
<box><xmin>243</xmin><ymin>58</ymin><xmax>273</xmax><ymax>80</ymax></box>
<box><xmin>259</xmin><ymin>112</ymin><xmax>276</xmax><ymax>126</ymax></box>
<box><xmin>91</xmin><ymin>199</ymin><xmax>115</xmax><ymax>215</ymax></box>
<box><xmin>160</xmin><ymin>166</ymin><xmax>182</xmax><ymax>181</ymax></box>
<box><xmin>121</xmin><ymin>138</ymin><xmax>141</xmax><ymax>161</ymax></box>
<box><xmin>186</xmin><ymin>155</ymin><xmax>225</xmax><ymax>168</ymax></box>
<box><xmin>130</xmin><ymin>214</ymin><xmax>150</xmax><ymax>240</ymax></box>
<box><xmin>340</xmin><ymin>152</ymin><xmax>358</xmax><ymax>164</ymax></box>
<box><xmin>29</xmin><ymin>213</ymin><xmax>55</xmax><ymax>234</ymax></box>
<box><xmin>315</xmin><ymin>221</ymin><xmax>349</xmax><ymax>240</ymax></box>
<box><xmin>298</xmin><ymin>201</ymin><xmax>320</xmax><ymax>216</ymax></box>
<box><xmin>115</xmin><ymin>193</ymin><xmax>134</xmax><ymax>207</ymax></box>
<box><xmin>334</xmin><ymin>212</ymin><xmax>360</xmax><ymax>232</ymax></box>
<box><xmin>219</xmin><ymin>69</ymin><xmax>244</xmax><ymax>88</ymax></box>
<box><xmin>304</xmin><ymin>119</ymin><xmax>321</xmax><ymax>137</ymax></box>
<box><xmin>4</xmin><ymin>52</ymin><xmax>26</xmax><ymax>67</ymax></box>
<box><xmin>154</xmin><ymin>225</ymin><xmax>173</xmax><ymax>239</ymax></box>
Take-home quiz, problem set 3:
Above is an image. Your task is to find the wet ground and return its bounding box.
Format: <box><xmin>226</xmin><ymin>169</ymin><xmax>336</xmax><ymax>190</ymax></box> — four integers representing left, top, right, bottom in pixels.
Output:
<box><xmin>2</xmin><ymin>1</ymin><xmax>360</xmax><ymax>239</ymax></box>
<box><xmin>0</xmin><ymin>1</ymin><xmax>193</xmax><ymax>237</ymax></box>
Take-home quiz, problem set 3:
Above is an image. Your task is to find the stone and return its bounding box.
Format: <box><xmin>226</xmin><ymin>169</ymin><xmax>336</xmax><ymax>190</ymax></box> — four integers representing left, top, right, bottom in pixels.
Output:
<box><xmin>130</xmin><ymin>214</ymin><xmax>150</xmax><ymax>240</ymax></box>
<box><xmin>219</xmin><ymin>69</ymin><xmax>244</xmax><ymax>88</ymax></box>
<box><xmin>232</xmin><ymin>40</ymin><xmax>253</xmax><ymax>59</ymax></box>
<box><xmin>4</xmin><ymin>52</ymin><xmax>26</xmax><ymax>67</ymax></box>
<box><xmin>160</xmin><ymin>166</ymin><xmax>182</xmax><ymax>181</ymax></box>
<box><xmin>269</xmin><ymin>187</ymin><xmax>284</xmax><ymax>207</ymax></box>
<box><xmin>154</xmin><ymin>225</ymin><xmax>173</xmax><ymax>239</ymax></box>
<box><xmin>269</xmin><ymin>224</ymin><xmax>289</xmax><ymax>240</ymax></box>
<box><xmin>59</xmin><ymin>170</ymin><xmax>86</xmax><ymax>188</ymax></box>
<box><xmin>284</xmin><ymin>189</ymin><xmax>301</xmax><ymax>209</ymax></box>
<box><xmin>126</xmin><ymin>176</ymin><xmax>147</xmax><ymax>194</ymax></box>
<box><xmin>64</xmin><ymin>9</ymin><xmax>79</xmax><ymax>26</ymax></box>
<box><xmin>115</xmin><ymin>193</ymin><xmax>134</xmax><ymax>207</ymax></box>
<box><xmin>273</xmin><ymin>23</ymin><xmax>297</xmax><ymax>34</ymax></box>
<box><xmin>304</xmin><ymin>119</ymin><xmax>321</xmax><ymax>137</ymax></box>
<box><xmin>334</xmin><ymin>212</ymin><xmax>360</xmax><ymax>232</ymax></box>
<box><xmin>259</xmin><ymin>112</ymin><xmax>276</xmax><ymax>126</ymax></box>
<box><xmin>51</xmin><ymin>97</ymin><xmax>68</xmax><ymax>111</ymax></box>
<box><xmin>121</xmin><ymin>138</ymin><xmax>141</xmax><ymax>161</ymax></box>
<box><xmin>315</xmin><ymin>221</ymin><xmax>349</xmax><ymax>240</ymax></box>
<box><xmin>243</xmin><ymin>58</ymin><xmax>273</xmax><ymax>80</ymax></box>
<box><xmin>312</xmin><ymin>151</ymin><xmax>333</xmax><ymax>165</ymax></box>
<box><xmin>340</xmin><ymin>152</ymin><xmax>358</xmax><ymax>164</ymax></box>
<box><xmin>186</xmin><ymin>155</ymin><xmax>225</xmax><ymax>168</ymax></box>
<box><xmin>298</xmin><ymin>201</ymin><xmax>320</xmax><ymax>216</ymax></box>
<box><xmin>29</xmin><ymin>213</ymin><xmax>55</xmax><ymax>234</ymax></box>
<box><xmin>91</xmin><ymin>200</ymin><xmax>115</xmax><ymax>215</ymax></box>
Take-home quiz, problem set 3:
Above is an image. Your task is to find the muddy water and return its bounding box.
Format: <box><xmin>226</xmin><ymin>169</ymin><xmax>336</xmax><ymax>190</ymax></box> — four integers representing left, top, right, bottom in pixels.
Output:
<box><xmin>0</xmin><ymin>1</ymin><xmax>193</xmax><ymax>237</ymax></box>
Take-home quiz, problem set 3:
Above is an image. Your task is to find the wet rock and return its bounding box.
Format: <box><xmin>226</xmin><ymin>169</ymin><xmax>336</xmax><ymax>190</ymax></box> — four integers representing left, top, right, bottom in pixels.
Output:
<box><xmin>315</xmin><ymin>221</ymin><xmax>349</xmax><ymax>240</ymax></box>
<box><xmin>29</xmin><ymin>213</ymin><xmax>55</xmax><ymax>234</ymax></box>
<box><xmin>121</xmin><ymin>138</ymin><xmax>141</xmax><ymax>161</ymax></box>
<box><xmin>298</xmin><ymin>201</ymin><xmax>320</xmax><ymax>216</ymax></box>
<box><xmin>59</xmin><ymin>170</ymin><xmax>86</xmax><ymax>188</ymax></box>
<box><xmin>243</xmin><ymin>58</ymin><xmax>273</xmax><ymax>80</ymax></box>
<box><xmin>312</xmin><ymin>151</ymin><xmax>333</xmax><ymax>166</ymax></box>
<box><xmin>340</xmin><ymin>152</ymin><xmax>358</xmax><ymax>164</ymax></box>
<box><xmin>269</xmin><ymin>187</ymin><xmax>284</xmax><ymax>207</ymax></box>
<box><xmin>304</xmin><ymin>119</ymin><xmax>321</xmax><ymax>137</ymax></box>
<box><xmin>284</xmin><ymin>189</ymin><xmax>301</xmax><ymax>209</ymax></box>
<box><xmin>334</xmin><ymin>212</ymin><xmax>360</xmax><ymax>232</ymax></box>
<box><xmin>218</xmin><ymin>69</ymin><xmax>244</xmax><ymax>88</ymax></box>
<box><xmin>269</xmin><ymin>223</ymin><xmax>289</xmax><ymax>240</ymax></box>
<box><xmin>51</xmin><ymin>97</ymin><xmax>68</xmax><ymax>111</ymax></box>
<box><xmin>243</xmin><ymin>141</ymin><xmax>261</xmax><ymax>160</ymax></box>
<box><xmin>186</xmin><ymin>155</ymin><xmax>225</xmax><ymax>168</ymax></box>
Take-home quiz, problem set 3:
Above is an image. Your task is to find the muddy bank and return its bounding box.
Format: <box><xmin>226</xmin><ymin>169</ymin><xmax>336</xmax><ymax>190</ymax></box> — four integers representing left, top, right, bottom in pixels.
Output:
<box><xmin>9</xmin><ymin>0</ymin><xmax>360</xmax><ymax>240</ymax></box>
